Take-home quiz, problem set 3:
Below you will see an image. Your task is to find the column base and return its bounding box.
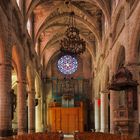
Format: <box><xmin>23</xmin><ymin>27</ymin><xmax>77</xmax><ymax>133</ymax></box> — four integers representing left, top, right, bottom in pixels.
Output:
<box><xmin>100</xmin><ymin>129</ymin><xmax>104</xmax><ymax>132</ymax></box>
<box><xmin>100</xmin><ymin>128</ymin><xmax>108</xmax><ymax>133</ymax></box>
<box><xmin>0</xmin><ymin>129</ymin><xmax>13</xmax><ymax>137</ymax></box>
<box><xmin>28</xmin><ymin>128</ymin><xmax>35</xmax><ymax>133</ymax></box>
<box><xmin>18</xmin><ymin>128</ymin><xmax>27</xmax><ymax>135</ymax></box>
<box><xmin>36</xmin><ymin>128</ymin><xmax>42</xmax><ymax>132</ymax></box>
<box><xmin>95</xmin><ymin>129</ymin><xmax>100</xmax><ymax>132</ymax></box>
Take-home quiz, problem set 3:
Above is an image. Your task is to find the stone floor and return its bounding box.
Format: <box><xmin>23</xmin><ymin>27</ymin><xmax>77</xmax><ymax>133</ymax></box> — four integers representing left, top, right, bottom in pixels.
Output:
<box><xmin>64</xmin><ymin>135</ymin><xmax>74</xmax><ymax>140</ymax></box>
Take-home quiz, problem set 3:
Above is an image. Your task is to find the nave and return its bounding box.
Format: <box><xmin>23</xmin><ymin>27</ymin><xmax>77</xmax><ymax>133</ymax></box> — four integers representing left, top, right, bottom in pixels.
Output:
<box><xmin>0</xmin><ymin>0</ymin><xmax>140</xmax><ymax>139</ymax></box>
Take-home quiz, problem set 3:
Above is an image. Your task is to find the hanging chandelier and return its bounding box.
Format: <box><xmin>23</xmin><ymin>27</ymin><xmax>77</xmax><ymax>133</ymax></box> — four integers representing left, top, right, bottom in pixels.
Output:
<box><xmin>60</xmin><ymin>11</ymin><xmax>86</xmax><ymax>55</ymax></box>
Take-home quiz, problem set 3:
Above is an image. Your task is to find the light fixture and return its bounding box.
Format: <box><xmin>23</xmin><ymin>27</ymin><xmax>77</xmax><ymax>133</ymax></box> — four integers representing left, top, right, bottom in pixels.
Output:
<box><xmin>60</xmin><ymin>11</ymin><xmax>86</xmax><ymax>55</ymax></box>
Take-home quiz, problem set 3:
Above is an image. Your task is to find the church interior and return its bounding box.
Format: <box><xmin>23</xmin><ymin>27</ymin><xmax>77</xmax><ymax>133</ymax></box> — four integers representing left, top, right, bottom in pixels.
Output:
<box><xmin>0</xmin><ymin>0</ymin><xmax>140</xmax><ymax>140</ymax></box>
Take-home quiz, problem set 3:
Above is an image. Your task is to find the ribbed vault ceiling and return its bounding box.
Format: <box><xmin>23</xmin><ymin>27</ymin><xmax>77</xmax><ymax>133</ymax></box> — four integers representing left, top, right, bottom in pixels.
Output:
<box><xmin>27</xmin><ymin>0</ymin><xmax>111</xmax><ymax>68</ymax></box>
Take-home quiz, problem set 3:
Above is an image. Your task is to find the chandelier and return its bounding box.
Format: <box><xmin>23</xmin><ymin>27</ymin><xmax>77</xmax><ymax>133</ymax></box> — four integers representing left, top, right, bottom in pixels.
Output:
<box><xmin>60</xmin><ymin>11</ymin><xmax>86</xmax><ymax>55</ymax></box>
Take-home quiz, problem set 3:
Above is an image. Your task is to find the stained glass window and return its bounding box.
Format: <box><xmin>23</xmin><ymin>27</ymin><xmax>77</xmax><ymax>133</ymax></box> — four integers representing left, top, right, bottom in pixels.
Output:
<box><xmin>57</xmin><ymin>55</ymin><xmax>78</xmax><ymax>75</ymax></box>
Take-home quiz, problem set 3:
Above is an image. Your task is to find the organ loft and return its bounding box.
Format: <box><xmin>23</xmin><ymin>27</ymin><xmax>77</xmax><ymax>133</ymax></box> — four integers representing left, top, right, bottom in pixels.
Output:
<box><xmin>0</xmin><ymin>0</ymin><xmax>140</xmax><ymax>140</ymax></box>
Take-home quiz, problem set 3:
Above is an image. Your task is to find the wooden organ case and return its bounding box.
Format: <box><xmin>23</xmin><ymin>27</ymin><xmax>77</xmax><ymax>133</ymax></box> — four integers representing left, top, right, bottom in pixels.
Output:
<box><xmin>47</xmin><ymin>78</ymin><xmax>91</xmax><ymax>134</ymax></box>
<box><xmin>48</xmin><ymin>102</ymin><xmax>84</xmax><ymax>134</ymax></box>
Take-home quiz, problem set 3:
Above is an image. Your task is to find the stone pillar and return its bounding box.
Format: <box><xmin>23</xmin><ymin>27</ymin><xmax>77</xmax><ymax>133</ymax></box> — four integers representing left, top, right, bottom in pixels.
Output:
<box><xmin>28</xmin><ymin>89</ymin><xmax>35</xmax><ymax>133</ymax></box>
<box><xmin>0</xmin><ymin>63</ymin><xmax>12</xmax><ymax>137</ymax></box>
<box><xmin>94</xmin><ymin>98</ymin><xmax>100</xmax><ymax>132</ymax></box>
<box><xmin>35</xmin><ymin>97</ymin><xmax>42</xmax><ymax>132</ymax></box>
<box><xmin>17</xmin><ymin>80</ymin><xmax>27</xmax><ymax>134</ymax></box>
<box><xmin>100</xmin><ymin>91</ymin><xmax>108</xmax><ymax>132</ymax></box>
<box><xmin>0</xmin><ymin>6</ymin><xmax>13</xmax><ymax>136</ymax></box>
<box><xmin>110</xmin><ymin>91</ymin><xmax>119</xmax><ymax>133</ymax></box>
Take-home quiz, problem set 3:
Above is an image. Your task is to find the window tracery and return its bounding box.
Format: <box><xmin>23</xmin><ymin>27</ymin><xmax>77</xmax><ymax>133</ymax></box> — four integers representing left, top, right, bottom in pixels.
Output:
<box><xmin>57</xmin><ymin>55</ymin><xmax>78</xmax><ymax>75</ymax></box>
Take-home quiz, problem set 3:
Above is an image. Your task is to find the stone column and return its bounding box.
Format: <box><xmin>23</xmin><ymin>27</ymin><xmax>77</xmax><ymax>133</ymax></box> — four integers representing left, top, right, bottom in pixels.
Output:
<box><xmin>100</xmin><ymin>91</ymin><xmax>108</xmax><ymax>132</ymax></box>
<box><xmin>28</xmin><ymin>89</ymin><xmax>35</xmax><ymax>133</ymax></box>
<box><xmin>94</xmin><ymin>98</ymin><xmax>100</xmax><ymax>132</ymax></box>
<box><xmin>35</xmin><ymin>97</ymin><xmax>42</xmax><ymax>132</ymax></box>
<box><xmin>17</xmin><ymin>80</ymin><xmax>27</xmax><ymax>134</ymax></box>
<box><xmin>110</xmin><ymin>91</ymin><xmax>119</xmax><ymax>133</ymax></box>
<box><xmin>0</xmin><ymin>6</ymin><xmax>13</xmax><ymax>136</ymax></box>
<box><xmin>0</xmin><ymin>63</ymin><xmax>12</xmax><ymax>137</ymax></box>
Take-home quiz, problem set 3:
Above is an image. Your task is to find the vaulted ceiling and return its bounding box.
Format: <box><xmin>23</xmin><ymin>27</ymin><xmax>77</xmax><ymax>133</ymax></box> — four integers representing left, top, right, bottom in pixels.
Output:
<box><xmin>27</xmin><ymin>0</ymin><xmax>111</xmax><ymax>69</ymax></box>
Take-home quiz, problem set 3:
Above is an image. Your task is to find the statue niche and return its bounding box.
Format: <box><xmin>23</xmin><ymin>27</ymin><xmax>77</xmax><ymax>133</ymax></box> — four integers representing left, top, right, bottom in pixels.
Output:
<box><xmin>108</xmin><ymin>67</ymin><xmax>138</xmax><ymax>135</ymax></box>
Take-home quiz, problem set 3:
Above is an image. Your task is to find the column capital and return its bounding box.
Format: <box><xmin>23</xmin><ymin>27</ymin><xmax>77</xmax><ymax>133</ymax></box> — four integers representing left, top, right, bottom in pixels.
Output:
<box><xmin>100</xmin><ymin>90</ymin><xmax>109</xmax><ymax>94</ymax></box>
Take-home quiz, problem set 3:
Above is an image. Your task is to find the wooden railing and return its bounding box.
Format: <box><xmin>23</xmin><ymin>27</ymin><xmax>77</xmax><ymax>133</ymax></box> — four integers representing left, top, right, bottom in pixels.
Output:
<box><xmin>0</xmin><ymin>132</ymin><xmax>63</xmax><ymax>140</ymax></box>
<box><xmin>74</xmin><ymin>132</ymin><xmax>139</xmax><ymax>140</ymax></box>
